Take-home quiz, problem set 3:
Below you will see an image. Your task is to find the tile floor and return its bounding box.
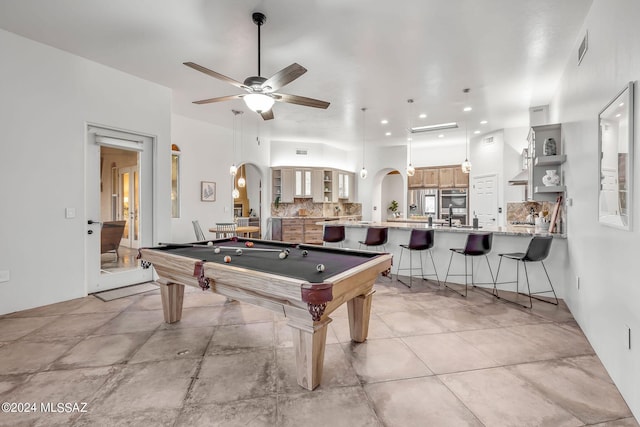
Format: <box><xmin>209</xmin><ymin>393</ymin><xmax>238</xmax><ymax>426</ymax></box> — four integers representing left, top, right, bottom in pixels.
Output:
<box><xmin>0</xmin><ymin>277</ymin><xmax>637</xmax><ymax>427</ymax></box>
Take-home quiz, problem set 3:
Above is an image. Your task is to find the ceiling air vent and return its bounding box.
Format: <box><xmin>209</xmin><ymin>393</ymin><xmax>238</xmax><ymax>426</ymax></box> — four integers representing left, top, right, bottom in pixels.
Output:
<box><xmin>296</xmin><ymin>149</ymin><xmax>308</xmax><ymax>155</ymax></box>
<box><xmin>578</xmin><ymin>31</ymin><xmax>588</xmax><ymax>65</ymax></box>
<box><xmin>484</xmin><ymin>136</ymin><xmax>494</xmax><ymax>144</ymax></box>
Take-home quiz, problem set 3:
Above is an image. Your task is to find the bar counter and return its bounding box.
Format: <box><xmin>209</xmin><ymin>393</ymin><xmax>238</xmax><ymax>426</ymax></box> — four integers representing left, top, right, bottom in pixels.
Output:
<box><xmin>319</xmin><ymin>220</ymin><xmax>569</xmax><ymax>298</ymax></box>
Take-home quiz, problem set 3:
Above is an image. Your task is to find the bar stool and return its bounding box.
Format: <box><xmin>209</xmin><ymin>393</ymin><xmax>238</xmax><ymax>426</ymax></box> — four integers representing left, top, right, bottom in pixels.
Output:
<box><xmin>494</xmin><ymin>236</ymin><xmax>558</xmax><ymax>308</ymax></box>
<box><xmin>396</xmin><ymin>228</ymin><xmax>440</xmax><ymax>288</ymax></box>
<box><xmin>358</xmin><ymin>227</ymin><xmax>388</xmax><ymax>251</ymax></box>
<box><xmin>323</xmin><ymin>225</ymin><xmax>345</xmax><ymax>247</ymax></box>
<box><xmin>444</xmin><ymin>232</ymin><xmax>495</xmax><ymax>297</ymax></box>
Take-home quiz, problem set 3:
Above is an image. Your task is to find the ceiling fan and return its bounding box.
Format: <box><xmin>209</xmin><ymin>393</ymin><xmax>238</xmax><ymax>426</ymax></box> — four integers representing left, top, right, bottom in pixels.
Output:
<box><xmin>184</xmin><ymin>12</ymin><xmax>330</xmax><ymax>120</ymax></box>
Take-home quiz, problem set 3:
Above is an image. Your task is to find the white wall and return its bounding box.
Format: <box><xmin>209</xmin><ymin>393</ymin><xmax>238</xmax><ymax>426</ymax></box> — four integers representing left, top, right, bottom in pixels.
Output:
<box><xmin>0</xmin><ymin>29</ymin><xmax>172</xmax><ymax>314</ymax></box>
<box><xmin>550</xmin><ymin>0</ymin><xmax>639</xmax><ymax>417</ymax></box>
<box><xmin>270</xmin><ymin>140</ymin><xmax>354</xmax><ymax>170</ymax></box>
<box><xmin>381</xmin><ymin>173</ymin><xmax>404</xmax><ymax>219</ymax></box>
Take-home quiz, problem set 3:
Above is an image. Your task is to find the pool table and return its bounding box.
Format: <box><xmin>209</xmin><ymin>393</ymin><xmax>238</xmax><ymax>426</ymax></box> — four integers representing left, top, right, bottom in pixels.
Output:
<box><xmin>138</xmin><ymin>237</ymin><xmax>392</xmax><ymax>390</ymax></box>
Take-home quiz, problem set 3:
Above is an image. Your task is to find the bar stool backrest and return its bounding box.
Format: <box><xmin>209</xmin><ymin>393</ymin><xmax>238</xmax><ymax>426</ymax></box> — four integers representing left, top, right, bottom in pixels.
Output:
<box><xmin>463</xmin><ymin>232</ymin><xmax>493</xmax><ymax>256</ymax></box>
<box><xmin>323</xmin><ymin>225</ymin><xmax>346</xmax><ymax>243</ymax></box>
<box><xmin>523</xmin><ymin>236</ymin><xmax>553</xmax><ymax>262</ymax></box>
<box><xmin>364</xmin><ymin>227</ymin><xmax>388</xmax><ymax>246</ymax></box>
<box><xmin>408</xmin><ymin>228</ymin><xmax>435</xmax><ymax>250</ymax></box>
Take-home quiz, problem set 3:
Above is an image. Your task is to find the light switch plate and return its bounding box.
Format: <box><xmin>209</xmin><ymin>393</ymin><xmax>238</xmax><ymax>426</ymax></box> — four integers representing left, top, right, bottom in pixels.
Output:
<box><xmin>0</xmin><ymin>270</ymin><xmax>10</xmax><ymax>283</ymax></box>
<box><xmin>65</xmin><ymin>207</ymin><xmax>76</xmax><ymax>219</ymax></box>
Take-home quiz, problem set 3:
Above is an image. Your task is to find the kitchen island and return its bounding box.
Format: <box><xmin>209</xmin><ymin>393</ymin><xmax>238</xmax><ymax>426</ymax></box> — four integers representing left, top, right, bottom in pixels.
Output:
<box><xmin>321</xmin><ymin>220</ymin><xmax>569</xmax><ymax>298</ymax></box>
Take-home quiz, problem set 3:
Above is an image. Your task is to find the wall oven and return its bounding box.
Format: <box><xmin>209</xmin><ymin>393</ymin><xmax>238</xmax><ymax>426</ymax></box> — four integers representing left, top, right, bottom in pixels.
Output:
<box><xmin>440</xmin><ymin>189</ymin><xmax>468</xmax><ymax>224</ymax></box>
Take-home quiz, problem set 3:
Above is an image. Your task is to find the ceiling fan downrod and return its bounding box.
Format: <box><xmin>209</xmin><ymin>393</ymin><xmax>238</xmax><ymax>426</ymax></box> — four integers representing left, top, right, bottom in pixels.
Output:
<box><xmin>252</xmin><ymin>12</ymin><xmax>266</xmax><ymax>77</ymax></box>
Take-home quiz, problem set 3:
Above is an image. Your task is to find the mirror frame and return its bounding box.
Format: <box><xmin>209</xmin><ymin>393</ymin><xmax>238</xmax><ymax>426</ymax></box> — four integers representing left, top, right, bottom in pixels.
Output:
<box><xmin>598</xmin><ymin>81</ymin><xmax>634</xmax><ymax>230</ymax></box>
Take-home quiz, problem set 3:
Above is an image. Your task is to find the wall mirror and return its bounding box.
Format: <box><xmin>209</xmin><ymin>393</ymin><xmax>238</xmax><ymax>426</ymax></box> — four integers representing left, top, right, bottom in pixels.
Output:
<box><xmin>598</xmin><ymin>81</ymin><xmax>634</xmax><ymax>230</ymax></box>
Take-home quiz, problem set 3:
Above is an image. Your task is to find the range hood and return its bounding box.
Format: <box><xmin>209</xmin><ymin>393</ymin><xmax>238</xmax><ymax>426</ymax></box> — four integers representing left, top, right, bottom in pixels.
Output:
<box><xmin>508</xmin><ymin>169</ymin><xmax>529</xmax><ymax>186</ymax></box>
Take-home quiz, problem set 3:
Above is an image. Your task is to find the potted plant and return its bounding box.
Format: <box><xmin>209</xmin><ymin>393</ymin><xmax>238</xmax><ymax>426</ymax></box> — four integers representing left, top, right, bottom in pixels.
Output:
<box><xmin>388</xmin><ymin>200</ymin><xmax>399</xmax><ymax>218</ymax></box>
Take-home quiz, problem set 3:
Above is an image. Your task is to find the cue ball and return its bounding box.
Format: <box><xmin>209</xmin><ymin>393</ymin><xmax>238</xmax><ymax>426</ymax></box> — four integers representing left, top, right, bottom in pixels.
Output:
<box><xmin>223</xmin><ymin>255</ymin><xmax>231</xmax><ymax>263</ymax></box>
<box><xmin>279</xmin><ymin>251</ymin><xmax>288</xmax><ymax>259</ymax></box>
<box><xmin>236</xmin><ymin>249</ymin><xmax>243</xmax><ymax>255</ymax></box>
<box><xmin>207</xmin><ymin>241</ymin><xmax>214</xmax><ymax>246</ymax></box>
<box><xmin>245</xmin><ymin>241</ymin><xmax>254</xmax><ymax>248</ymax></box>
<box><xmin>316</xmin><ymin>263</ymin><xmax>325</xmax><ymax>272</ymax></box>
<box><xmin>301</xmin><ymin>250</ymin><xmax>309</xmax><ymax>257</ymax></box>
<box><xmin>214</xmin><ymin>247</ymin><xmax>221</xmax><ymax>254</ymax></box>
<box><xmin>285</xmin><ymin>248</ymin><xmax>291</xmax><ymax>254</ymax></box>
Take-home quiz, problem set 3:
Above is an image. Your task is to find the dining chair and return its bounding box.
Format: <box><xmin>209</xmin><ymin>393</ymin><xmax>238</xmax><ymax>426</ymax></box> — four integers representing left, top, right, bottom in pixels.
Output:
<box><xmin>192</xmin><ymin>220</ymin><xmax>206</xmax><ymax>241</ymax></box>
<box><xmin>215</xmin><ymin>222</ymin><xmax>237</xmax><ymax>238</ymax></box>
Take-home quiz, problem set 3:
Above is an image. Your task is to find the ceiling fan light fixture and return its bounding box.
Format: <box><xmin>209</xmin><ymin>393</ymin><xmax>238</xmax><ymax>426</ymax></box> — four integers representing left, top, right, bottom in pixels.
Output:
<box><xmin>243</xmin><ymin>93</ymin><xmax>274</xmax><ymax>113</ymax></box>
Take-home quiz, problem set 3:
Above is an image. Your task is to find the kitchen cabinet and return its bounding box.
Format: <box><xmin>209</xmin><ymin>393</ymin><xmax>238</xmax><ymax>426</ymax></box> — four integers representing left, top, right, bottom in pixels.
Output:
<box><xmin>338</xmin><ymin>172</ymin><xmax>354</xmax><ymax>201</ymax></box>
<box><xmin>273</xmin><ymin>168</ymin><xmax>294</xmax><ymax>203</ymax></box>
<box><xmin>294</xmin><ymin>169</ymin><xmax>312</xmax><ymax>198</ymax></box>
<box><xmin>439</xmin><ymin>167</ymin><xmax>454</xmax><ymax>188</ymax></box>
<box><xmin>528</xmin><ymin>124</ymin><xmax>565</xmax><ymax>201</ymax></box>
<box><xmin>453</xmin><ymin>167</ymin><xmax>469</xmax><ymax>188</ymax></box>
<box><xmin>303</xmin><ymin>218</ymin><xmax>324</xmax><ymax>244</ymax></box>
<box><xmin>408</xmin><ymin>169</ymin><xmax>424</xmax><ymax>188</ymax></box>
<box><xmin>281</xmin><ymin>218</ymin><xmax>304</xmax><ymax>242</ymax></box>
<box><xmin>311</xmin><ymin>169</ymin><xmax>325</xmax><ymax>202</ymax></box>
<box><xmin>422</xmin><ymin>169</ymin><xmax>439</xmax><ymax>188</ymax></box>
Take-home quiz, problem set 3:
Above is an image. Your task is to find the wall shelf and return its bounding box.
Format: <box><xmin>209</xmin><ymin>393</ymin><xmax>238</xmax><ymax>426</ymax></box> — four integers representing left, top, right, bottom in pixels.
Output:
<box><xmin>534</xmin><ymin>155</ymin><xmax>566</xmax><ymax>166</ymax></box>
<box><xmin>534</xmin><ymin>185</ymin><xmax>566</xmax><ymax>193</ymax></box>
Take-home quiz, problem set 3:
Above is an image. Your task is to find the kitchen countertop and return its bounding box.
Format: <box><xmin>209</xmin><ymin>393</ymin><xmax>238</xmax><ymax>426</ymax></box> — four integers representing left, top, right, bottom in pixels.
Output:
<box><xmin>272</xmin><ymin>215</ymin><xmax>361</xmax><ymax>220</ymax></box>
<box><xmin>319</xmin><ymin>220</ymin><xmax>566</xmax><ymax>239</ymax></box>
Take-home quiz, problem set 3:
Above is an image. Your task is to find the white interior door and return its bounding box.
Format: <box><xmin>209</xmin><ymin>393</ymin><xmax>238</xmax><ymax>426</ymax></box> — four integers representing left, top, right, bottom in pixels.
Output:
<box><xmin>85</xmin><ymin>126</ymin><xmax>154</xmax><ymax>293</ymax></box>
<box><xmin>472</xmin><ymin>174</ymin><xmax>498</xmax><ymax>227</ymax></box>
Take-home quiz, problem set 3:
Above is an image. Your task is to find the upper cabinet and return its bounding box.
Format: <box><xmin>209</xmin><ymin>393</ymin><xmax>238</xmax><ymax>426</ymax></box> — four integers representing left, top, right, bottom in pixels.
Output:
<box><xmin>528</xmin><ymin>124</ymin><xmax>566</xmax><ymax>201</ymax></box>
<box><xmin>453</xmin><ymin>168</ymin><xmax>469</xmax><ymax>188</ymax></box>
<box><xmin>439</xmin><ymin>167</ymin><xmax>454</xmax><ymax>188</ymax></box>
<box><xmin>408</xmin><ymin>169</ymin><xmax>424</xmax><ymax>188</ymax></box>
<box><xmin>422</xmin><ymin>169</ymin><xmax>439</xmax><ymax>188</ymax></box>
<box><xmin>272</xmin><ymin>167</ymin><xmax>354</xmax><ymax>203</ymax></box>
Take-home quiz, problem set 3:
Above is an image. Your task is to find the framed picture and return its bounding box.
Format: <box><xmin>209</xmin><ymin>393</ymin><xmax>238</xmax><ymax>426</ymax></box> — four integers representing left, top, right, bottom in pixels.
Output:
<box><xmin>201</xmin><ymin>181</ymin><xmax>216</xmax><ymax>202</ymax></box>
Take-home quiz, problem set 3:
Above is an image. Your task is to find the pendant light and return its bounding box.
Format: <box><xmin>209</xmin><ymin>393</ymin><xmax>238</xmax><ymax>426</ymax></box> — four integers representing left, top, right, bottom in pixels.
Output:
<box><xmin>406</xmin><ymin>99</ymin><xmax>415</xmax><ymax>177</ymax></box>
<box><xmin>230</xmin><ymin>110</ymin><xmax>242</xmax><ymax>176</ymax></box>
<box><xmin>359</xmin><ymin>107</ymin><xmax>368</xmax><ymax>179</ymax></box>
<box><xmin>461</xmin><ymin>88</ymin><xmax>472</xmax><ymax>174</ymax></box>
<box><xmin>237</xmin><ymin>112</ymin><xmax>246</xmax><ymax>188</ymax></box>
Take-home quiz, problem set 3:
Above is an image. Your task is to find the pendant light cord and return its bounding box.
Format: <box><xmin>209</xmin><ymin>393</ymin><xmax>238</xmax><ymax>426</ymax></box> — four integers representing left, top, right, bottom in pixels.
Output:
<box><xmin>361</xmin><ymin>107</ymin><xmax>366</xmax><ymax>167</ymax></box>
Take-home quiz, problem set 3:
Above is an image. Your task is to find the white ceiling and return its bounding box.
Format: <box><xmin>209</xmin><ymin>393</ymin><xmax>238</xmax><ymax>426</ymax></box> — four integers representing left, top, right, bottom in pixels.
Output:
<box><xmin>0</xmin><ymin>0</ymin><xmax>592</xmax><ymax>150</ymax></box>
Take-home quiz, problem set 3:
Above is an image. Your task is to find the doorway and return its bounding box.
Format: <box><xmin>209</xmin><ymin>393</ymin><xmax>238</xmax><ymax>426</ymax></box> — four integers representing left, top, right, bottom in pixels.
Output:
<box><xmin>86</xmin><ymin>126</ymin><xmax>154</xmax><ymax>293</ymax></box>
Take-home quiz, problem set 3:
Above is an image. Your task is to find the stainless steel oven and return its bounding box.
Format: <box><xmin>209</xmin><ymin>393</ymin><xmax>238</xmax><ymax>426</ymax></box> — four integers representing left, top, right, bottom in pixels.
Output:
<box><xmin>440</xmin><ymin>189</ymin><xmax>468</xmax><ymax>224</ymax></box>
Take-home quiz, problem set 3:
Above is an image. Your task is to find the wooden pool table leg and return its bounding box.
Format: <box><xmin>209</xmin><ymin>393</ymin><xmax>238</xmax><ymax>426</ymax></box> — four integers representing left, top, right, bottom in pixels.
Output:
<box><xmin>158</xmin><ymin>281</ymin><xmax>185</xmax><ymax>323</ymax></box>
<box><xmin>289</xmin><ymin>318</ymin><xmax>332</xmax><ymax>391</ymax></box>
<box><xmin>347</xmin><ymin>289</ymin><xmax>375</xmax><ymax>342</ymax></box>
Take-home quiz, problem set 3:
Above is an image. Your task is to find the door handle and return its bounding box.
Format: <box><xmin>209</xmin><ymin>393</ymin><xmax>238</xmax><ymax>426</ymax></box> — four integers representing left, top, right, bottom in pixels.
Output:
<box><xmin>87</xmin><ymin>220</ymin><xmax>102</xmax><ymax>225</ymax></box>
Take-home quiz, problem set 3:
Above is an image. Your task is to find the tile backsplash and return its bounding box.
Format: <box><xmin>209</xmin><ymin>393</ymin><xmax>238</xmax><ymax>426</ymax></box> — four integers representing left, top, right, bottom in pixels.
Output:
<box><xmin>507</xmin><ymin>201</ymin><xmax>555</xmax><ymax>222</ymax></box>
<box><xmin>271</xmin><ymin>199</ymin><xmax>361</xmax><ymax>218</ymax></box>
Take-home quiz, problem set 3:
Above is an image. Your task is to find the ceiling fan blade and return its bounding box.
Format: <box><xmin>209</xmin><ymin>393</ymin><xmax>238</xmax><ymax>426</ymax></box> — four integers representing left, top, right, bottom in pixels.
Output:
<box><xmin>184</xmin><ymin>62</ymin><xmax>245</xmax><ymax>89</ymax></box>
<box><xmin>192</xmin><ymin>94</ymin><xmax>243</xmax><ymax>105</ymax></box>
<box><xmin>260</xmin><ymin>109</ymin><xmax>274</xmax><ymax>120</ymax></box>
<box><xmin>274</xmin><ymin>93</ymin><xmax>330</xmax><ymax>109</ymax></box>
<box><xmin>262</xmin><ymin>63</ymin><xmax>307</xmax><ymax>92</ymax></box>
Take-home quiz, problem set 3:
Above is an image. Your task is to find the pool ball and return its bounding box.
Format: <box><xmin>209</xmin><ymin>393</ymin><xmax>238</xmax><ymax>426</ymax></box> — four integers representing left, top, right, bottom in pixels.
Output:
<box><xmin>245</xmin><ymin>241</ymin><xmax>254</xmax><ymax>248</ymax></box>
<box><xmin>235</xmin><ymin>249</ymin><xmax>243</xmax><ymax>255</ymax></box>
<box><xmin>279</xmin><ymin>251</ymin><xmax>288</xmax><ymax>259</ymax></box>
<box><xmin>285</xmin><ymin>248</ymin><xmax>291</xmax><ymax>254</ymax></box>
<box><xmin>214</xmin><ymin>247</ymin><xmax>221</xmax><ymax>254</ymax></box>
<box><xmin>223</xmin><ymin>255</ymin><xmax>231</xmax><ymax>263</ymax></box>
<box><xmin>207</xmin><ymin>241</ymin><xmax>214</xmax><ymax>246</ymax></box>
<box><xmin>301</xmin><ymin>250</ymin><xmax>309</xmax><ymax>257</ymax></box>
<box><xmin>316</xmin><ymin>263</ymin><xmax>325</xmax><ymax>272</ymax></box>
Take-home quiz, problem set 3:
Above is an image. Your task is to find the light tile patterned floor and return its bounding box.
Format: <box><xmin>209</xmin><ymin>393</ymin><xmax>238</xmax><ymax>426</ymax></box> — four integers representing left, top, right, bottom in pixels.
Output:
<box><xmin>0</xmin><ymin>278</ymin><xmax>637</xmax><ymax>427</ymax></box>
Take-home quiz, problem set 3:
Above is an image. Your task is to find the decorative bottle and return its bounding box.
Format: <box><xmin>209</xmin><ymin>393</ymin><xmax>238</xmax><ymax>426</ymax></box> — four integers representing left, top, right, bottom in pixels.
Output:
<box><xmin>543</xmin><ymin>138</ymin><xmax>557</xmax><ymax>156</ymax></box>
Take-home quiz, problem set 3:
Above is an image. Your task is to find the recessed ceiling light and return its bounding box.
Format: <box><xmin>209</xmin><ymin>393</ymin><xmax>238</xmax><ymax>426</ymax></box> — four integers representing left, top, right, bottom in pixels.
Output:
<box><xmin>380</xmin><ymin>119</ymin><xmax>388</xmax><ymax>125</ymax></box>
<box><xmin>411</xmin><ymin>122</ymin><xmax>458</xmax><ymax>133</ymax></box>
<box><xmin>385</xmin><ymin>132</ymin><xmax>391</xmax><ymax>136</ymax></box>
<box><xmin>419</xmin><ymin>113</ymin><xmax>427</xmax><ymax>119</ymax></box>
<box><xmin>480</xmin><ymin>120</ymin><xmax>488</xmax><ymax>125</ymax></box>
<box><xmin>615</xmin><ymin>113</ymin><xmax>622</xmax><ymax>118</ymax></box>
<box><xmin>474</xmin><ymin>130</ymin><xmax>481</xmax><ymax>134</ymax></box>
<box><xmin>463</xmin><ymin>106</ymin><xmax>472</xmax><ymax>112</ymax></box>
<box><xmin>438</xmin><ymin>134</ymin><xmax>445</xmax><ymax>138</ymax></box>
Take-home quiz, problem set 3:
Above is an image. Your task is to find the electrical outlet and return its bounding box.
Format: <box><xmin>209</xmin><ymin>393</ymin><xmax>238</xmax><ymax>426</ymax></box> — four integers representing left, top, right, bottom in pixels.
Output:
<box><xmin>576</xmin><ymin>276</ymin><xmax>580</xmax><ymax>290</ymax></box>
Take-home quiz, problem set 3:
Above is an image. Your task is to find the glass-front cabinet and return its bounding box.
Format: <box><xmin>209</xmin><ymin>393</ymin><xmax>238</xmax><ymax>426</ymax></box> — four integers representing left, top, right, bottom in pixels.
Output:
<box><xmin>272</xmin><ymin>167</ymin><xmax>355</xmax><ymax>204</ymax></box>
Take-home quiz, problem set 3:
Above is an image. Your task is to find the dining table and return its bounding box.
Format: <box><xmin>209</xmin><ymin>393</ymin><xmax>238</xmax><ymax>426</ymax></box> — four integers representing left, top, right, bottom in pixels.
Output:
<box><xmin>209</xmin><ymin>225</ymin><xmax>260</xmax><ymax>238</ymax></box>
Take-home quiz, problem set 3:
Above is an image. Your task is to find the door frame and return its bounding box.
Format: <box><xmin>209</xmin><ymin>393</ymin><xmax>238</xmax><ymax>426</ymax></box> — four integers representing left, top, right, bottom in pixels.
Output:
<box><xmin>85</xmin><ymin>123</ymin><xmax>156</xmax><ymax>293</ymax></box>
